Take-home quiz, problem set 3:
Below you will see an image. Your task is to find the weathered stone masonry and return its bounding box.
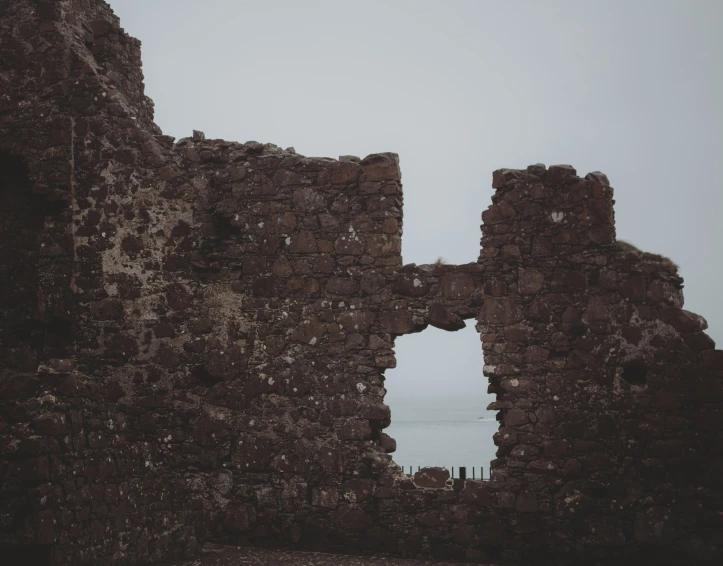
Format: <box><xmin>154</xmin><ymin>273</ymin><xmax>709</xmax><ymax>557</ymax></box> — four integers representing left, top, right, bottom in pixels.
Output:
<box><xmin>1</xmin><ymin>1</ymin><xmax>722</xmax><ymax>565</ymax></box>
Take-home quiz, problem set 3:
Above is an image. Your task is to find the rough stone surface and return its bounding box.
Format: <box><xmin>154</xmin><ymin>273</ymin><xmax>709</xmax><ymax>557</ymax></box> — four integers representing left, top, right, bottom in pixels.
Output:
<box><xmin>1</xmin><ymin>2</ymin><xmax>722</xmax><ymax>566</ymax></box>
<box><xmin>176</xmin><ymin>544</ymin><xmax>491</xmax><ymax>565</ymax></box>
<box><xmin>413</xmin><ymin>467</ymin><xmax>451</xmax><ymax>489</ymax></box>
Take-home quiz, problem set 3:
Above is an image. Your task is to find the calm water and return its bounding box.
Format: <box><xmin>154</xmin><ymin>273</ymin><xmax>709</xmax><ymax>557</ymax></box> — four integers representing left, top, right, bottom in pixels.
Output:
<box><xmin>386</xmin><ymin>418</ymin><xmax>499</xmax><ymax>477</ymax></box>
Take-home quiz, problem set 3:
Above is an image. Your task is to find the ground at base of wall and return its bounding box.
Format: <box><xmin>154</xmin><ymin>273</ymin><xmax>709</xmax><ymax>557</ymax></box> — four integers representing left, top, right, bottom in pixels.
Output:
<box><xmin>174</xmin><ymin>545</ymin><xmax>494</xmax><ymax>566</ymax></box>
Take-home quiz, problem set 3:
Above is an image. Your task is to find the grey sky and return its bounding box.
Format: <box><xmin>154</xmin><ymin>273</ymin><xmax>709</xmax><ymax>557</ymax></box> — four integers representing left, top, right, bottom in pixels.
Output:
<box><xmin>108</xmin><ymin>0</ymin><xmax>723</xmax><ymax>421</ymax></box>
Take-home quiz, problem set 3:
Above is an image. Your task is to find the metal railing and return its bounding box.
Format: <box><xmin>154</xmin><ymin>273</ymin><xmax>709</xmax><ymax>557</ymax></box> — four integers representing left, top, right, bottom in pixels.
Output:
<box><xmin>403</xmin><ymin>465</ymin><xmax>489</xmax><ymax>481</ymax></box>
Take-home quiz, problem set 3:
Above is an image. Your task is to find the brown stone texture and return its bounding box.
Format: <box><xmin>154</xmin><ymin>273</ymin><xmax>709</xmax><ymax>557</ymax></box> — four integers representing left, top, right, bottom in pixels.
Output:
<box><xmin>413</xmin><ymin>467</ymin><xmax>451</xmax><ymax>489</ymax></box>
<box><xmin>0</xmin><ymin>2</ymin><xmax>721</xmax><ymax>566</ymax></box>
<box><xmin>176</xmin><ymin>544</ymin><xmax>491</xmax><ymax>565</ymax></box>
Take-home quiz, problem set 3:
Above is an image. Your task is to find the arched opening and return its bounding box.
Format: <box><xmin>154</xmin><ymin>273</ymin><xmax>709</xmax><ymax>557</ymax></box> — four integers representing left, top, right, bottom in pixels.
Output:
<box><xmin>384</xmin><ymin>324</ymin><xmax>497</xmax><ymax>479</ymax></box>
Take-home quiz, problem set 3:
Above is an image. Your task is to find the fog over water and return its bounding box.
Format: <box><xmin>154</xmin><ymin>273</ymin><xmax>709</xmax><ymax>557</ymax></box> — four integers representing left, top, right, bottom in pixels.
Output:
<box><xmin>108</xmin><ymin>0</ymin><xmax>723</xmax><ymax>469</ymax></box>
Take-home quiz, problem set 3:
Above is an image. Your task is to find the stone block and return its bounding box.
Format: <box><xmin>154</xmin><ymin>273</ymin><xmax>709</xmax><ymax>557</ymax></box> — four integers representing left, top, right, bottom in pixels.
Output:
<box><xmin>428</xmin><ymin>303</ymin><xmax>466</xmax><ymax>331</ymax></box>
<box><xmin>378</xmin><ymin>310</ymin><xmax>414</xmax><ymax>334</ymax></box>
<box><xmin>361</xmin><ymin>153</ymin><xmax>400</xmax><ymax>182</ymax></box>
<box><xmin>33</xmin><ymin>413</ymin><xmax>68</xmax><ymax>435</ymax></box>
<box><xmin>413</xmin><ymin>467</ymin><xmax>450</xmax><ymax>489</ymax></box>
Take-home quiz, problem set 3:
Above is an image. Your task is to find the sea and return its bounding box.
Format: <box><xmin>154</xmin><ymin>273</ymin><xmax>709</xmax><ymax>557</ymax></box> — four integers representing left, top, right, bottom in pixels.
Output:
<box><xmin>386</xmin><ymin>416</ymin><xmax>499</xmax><ymax>479</ymax></box>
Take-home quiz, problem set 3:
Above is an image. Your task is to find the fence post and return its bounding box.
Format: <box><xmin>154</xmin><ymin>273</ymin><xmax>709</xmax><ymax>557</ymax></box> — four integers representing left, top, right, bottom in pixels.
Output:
<box><xmin>459</xmin><ymin>466</ymin><xmax>466</xmax><ymax>480</ymax></box>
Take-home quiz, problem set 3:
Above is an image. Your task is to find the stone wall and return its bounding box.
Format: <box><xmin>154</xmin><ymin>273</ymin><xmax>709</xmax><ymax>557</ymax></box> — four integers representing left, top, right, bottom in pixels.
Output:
<box><xmin>1</xmin><ymin>1</ymin><xmax>721</xmax><ymax>565</ymax></box>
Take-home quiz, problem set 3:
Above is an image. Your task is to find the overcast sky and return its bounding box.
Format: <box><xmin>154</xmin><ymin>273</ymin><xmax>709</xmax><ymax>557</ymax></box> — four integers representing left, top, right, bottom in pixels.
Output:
<box><xmin>108</xmin><ymin>0</ymin><xmax>722</xmax><ymax>423</ymax></box>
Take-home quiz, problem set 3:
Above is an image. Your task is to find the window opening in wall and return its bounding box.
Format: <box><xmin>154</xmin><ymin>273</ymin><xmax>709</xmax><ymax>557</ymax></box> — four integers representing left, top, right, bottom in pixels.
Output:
<box><xmin>384</xmin><ymin>324</ymin><xmax>496</xmax><ymax>479</ymax></box>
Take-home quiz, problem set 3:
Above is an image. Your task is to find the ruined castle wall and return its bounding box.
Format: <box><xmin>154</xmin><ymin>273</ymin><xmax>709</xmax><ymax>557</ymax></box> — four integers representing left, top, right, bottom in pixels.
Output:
<box><xmin>475</xmin><ymin>166</ymin><xmax>723</xmax><ymax>563</ymax></box>
<box><xmin>1</xmin><ymin>1</ymin><xmax>722</xmax><ymax>565</ymax></box>
<box><xmin>0</xmin><ymin>0</ymin><xmax>76</xmax><ymax>385</ymax></box>
<box><xmin>1</xmin><ymin>1</ymin><xmax>200</xmax><ymax>562</ymax></box>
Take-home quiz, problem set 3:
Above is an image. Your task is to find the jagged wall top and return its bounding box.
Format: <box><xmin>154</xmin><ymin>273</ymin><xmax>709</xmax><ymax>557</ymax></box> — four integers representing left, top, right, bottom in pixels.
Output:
<box><xmin>0</xmin><ymin>2</ymin><xmax>721</xmax><ymax>565</ymax></box>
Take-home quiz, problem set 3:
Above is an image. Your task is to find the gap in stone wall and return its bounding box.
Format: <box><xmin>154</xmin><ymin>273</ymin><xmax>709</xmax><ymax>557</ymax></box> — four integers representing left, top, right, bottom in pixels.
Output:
<box><xmin>384</xmin><ymin>324</ymin><xmax>497</xmax><ymax>478</ymax></box>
